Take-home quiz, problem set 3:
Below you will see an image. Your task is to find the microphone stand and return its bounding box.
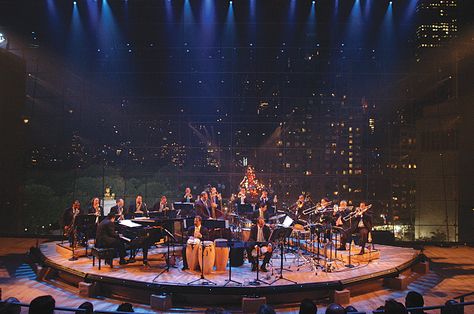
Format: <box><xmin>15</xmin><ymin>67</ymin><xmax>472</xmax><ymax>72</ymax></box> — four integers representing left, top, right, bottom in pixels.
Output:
<box><xmin>223</xmin><ymin>239</ymin><xmax>242</xmax><ymax>286</ymax></box>
<box><xmin>270</xmin><ymin>230</ymin><xmax>297</xmax><ymax>285</ymax></box>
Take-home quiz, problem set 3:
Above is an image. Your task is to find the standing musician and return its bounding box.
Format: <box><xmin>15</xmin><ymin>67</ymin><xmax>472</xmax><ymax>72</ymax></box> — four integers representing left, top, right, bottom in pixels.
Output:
<box><xmin>209</xmin><ymin>187</ymin><xmax>223</xmax><ymax>219</ymax></box>
<box><xmin>182</xmin><ymin>216</ymin><xmax>209</xmax><ymax>270</ymax></box>
<box><xmin>236</xmin><ymin>187</ymin><xmax>248</xmax><ymax>205</ymax></box>
<box><xmin>352</xmin><ymin>202</ymin><xmax>373</xmax><ymax>254</ymax></box>
<box><xmin>128</xmin><ymin>194</ymin><xmax>148</xmax><ymax>218</ymax></box>
<box><xmin>317</xmin><ymin>197</ymin><xmax>333</xmax><ymax>241</ymax></box>
<box><xmin>254</xmin><ymin>190</ymin><xmax>272</xmax><ymax>220</ymax></box>
<box><xmin>182</xmin><ymin>187</ymin><xmax>194</xmax><ymax>203</ymax></box>
<box><xmin>96</xmin><ymin>213</ymin><xmax>128</xmax><ymax>265</ymax></box>
<box><xmin>110</xmin><ymin>198</ymin><xmax>125</xmax><ymax>220</ymax></box>
<box><xmin>62</xmin><ymin>200</ymin><xmax>81</xmax><ymax>244</ymax></box>
<box><xmin>194</xmin><ymin>191</ymin><xmax>213</xmax><ymax>219</ymax></box>
<box><xmin>334</xmin><ymin>200</ymin><xmax>352</xmax><ymax>250</ymax></box>
<box><xmin>88</xmin><ymin>197</ymin><xmax>104</xmax><ymax>223</ymax></box>
<box><xmin>247</xmin><ymin>217</ymin><xmax>273</xmax><ymax>272</ymax></box>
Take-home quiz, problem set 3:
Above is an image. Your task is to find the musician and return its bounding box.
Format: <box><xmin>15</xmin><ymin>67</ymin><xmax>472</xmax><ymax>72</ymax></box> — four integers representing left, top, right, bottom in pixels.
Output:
<box><xmin>236</xmin><ymin>187</ymin><xmax>248</xmax><ymax>205</ymax></box>
<box><xmin>194</xmin><ymin>192</ymin><xmax>212</xmax><ymax>219</ymax></box>
<box><xmin>62</xmin><ymin>200</ymin><xmax>81</xmax><ymax>244</ymax></box>
<box><xmin>247</xmin><ymin>217</ymin><xmax>273</xmax><ymax>272</ymax></box>
<box><xmin>95</xmin><ymin>213</ymin><xmax>128</xmax><ymax>265</ymax></box>
<box><xmin>209</xmin><ymin>187</ymin><xmax>223</xmax><ymax>219</ymax></box>
<box><xmin>110</xmin><ymin>198</ymin><xmax>125</xmax><ymax>220</ymax></box>
<box><xmin>182</xmin><ymin>187</ymin><xmax>194</xmax><ymax>203</ymax></box>
<box><xmin>334</xmin><ymin>200</ymin><xmax>352</xmax><ymax>250</ymax></box>
<box><xmin>182</xmin><ymin>216</ymin><xmax>209</xmax><ymax>270</ymax></box>
<box><xmin>353</xmin><ymin>202</ymin><xmax>373</xmax><ymax>254</ymax></box>
<box><xmin>254</xmin><ymin>190</ymin><xmax>272</xmax><ymax>220</ymax></box>
<box><xmin>153</xmin><ymin>195</ymin><xmax>169</xmax><ymax>212</ymax></box>
<box><xmin>88</xmin><ymin>197</ymin><xmax>104</xmax><ymax>219</ymax></box>
<box><xmin>247</xmin><ymin>186</ymin><xmax>259</xmax><ymax>205</ymax></box>
<box><xmin>294</xmin><ymin>194</ymin><xmax>306</xmax><ymax>216</ymax></box>
<box><xmin>128</xmin><ymin>194</ymin><xmax>148</xmax><ymax>218</ymax></box>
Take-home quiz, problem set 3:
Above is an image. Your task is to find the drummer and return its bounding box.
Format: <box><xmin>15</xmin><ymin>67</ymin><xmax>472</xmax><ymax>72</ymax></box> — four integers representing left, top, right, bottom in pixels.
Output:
<box><xmin>182</xmin><ymin>216</ymin><xmax>209</xmax><ymax>270</ymax></box>
<box><xmin>246</xmin><ymin>217</ymin><xmax>273</xmax><ymax>272</ymax></box>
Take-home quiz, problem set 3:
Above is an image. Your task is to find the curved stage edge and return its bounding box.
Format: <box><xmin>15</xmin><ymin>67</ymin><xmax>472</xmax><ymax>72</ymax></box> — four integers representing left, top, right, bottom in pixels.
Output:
<box><xmin>32</xmin><ymin>241</ymin><xmax>422</xmax><ymax>306</ymax></box>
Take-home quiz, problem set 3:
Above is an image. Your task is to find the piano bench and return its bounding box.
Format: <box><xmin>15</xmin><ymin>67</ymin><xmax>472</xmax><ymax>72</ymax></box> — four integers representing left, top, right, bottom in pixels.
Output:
<box><xmin>91</xmin><ymin>247</ymin><xmax>115</xmax><ymax>270</ymax></box>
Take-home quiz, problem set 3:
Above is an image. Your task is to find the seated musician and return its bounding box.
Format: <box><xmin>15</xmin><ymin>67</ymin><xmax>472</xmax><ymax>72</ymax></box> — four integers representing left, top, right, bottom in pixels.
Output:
<box><xmin>247</xmin><ymin>217</ymin><xmax>273</xmax><ymax>272</ymax></box>
<box><xmin>194</xmin><ymin>191</ymin><xmax>212</xmax><ymax>219</ymax></box>
<box><xmin>182</xmin><ymin>187</ymin><xmax>194</xmax><ymax>203</ymax></box>
<box><xmin>128</xmin><ymin>194</ymin><xmax>149</xmax><ymax>218</ymax></box>
<box><xmin>334</xmin><ymin>200</ymin><xmax>352</xmax><ymax>250</ymax></box>
<box><xmin>110</xmin><ymin>198</ymin><xmax>125</xmax><ymax>220</ymax></box>
<box><xmin>353</xmin><ymin>202</ymin><xmax>373</xmax><ymax>255</ymax></box>
<box><xmin>153</xmin><ymin>195</ymin><xmax>169</xmax><ymax>212</ymax></box>
<box><xmin>96</xmin><ymin>213</ymin><xmax>128</xmax><ymax>265</ymax></box>
<box><xmin>182</xmin><ymin>216</ymin><xmax>209</xmax><ymax>270</ymax></box>
<box><xmin>88</xmin><ymin>197</ymin><xmax>104</xmax><ymax>221</ymax></box>
<box><xmin>62</xmin><ymin>200</ymin><xmax>81</xmax><ymax>245</ymax></box>
<box><xmin>253</xmin><ymin>190</ymin><xmax>272</xmax><ymax>220</ymax></box>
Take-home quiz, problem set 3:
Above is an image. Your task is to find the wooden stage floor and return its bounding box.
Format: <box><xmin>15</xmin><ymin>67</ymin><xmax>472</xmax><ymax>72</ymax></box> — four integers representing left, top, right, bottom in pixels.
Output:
<box><xmin>40</xmin><ymin>241</ymin><xmax>418</xmax><ymax>288</ymax></box>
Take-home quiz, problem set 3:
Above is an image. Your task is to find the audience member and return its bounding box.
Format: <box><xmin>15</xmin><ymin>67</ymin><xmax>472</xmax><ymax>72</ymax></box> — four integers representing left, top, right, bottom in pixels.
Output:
<box><xmin>76</xmin><ymin>301</ymin><xmax>94</xmax><ymax>314</ymax></box>
<box><xmin>326</xmin><ymin>303</ymin><xmax>345</xmax><ymax>314</ymax></box>
<box><xmin>384</xmin><ymin>299</ymin><xmax>408</xmax><ymax>314</ymax></box>
<box><xmin>299</xmin><ymin>298</ymin><xmax>317</xmax><ymax>314</ymax></box>
<box><xmin>345</xmin><ymin>305</ymin><xmax>358</xmax><ymax>313</ymax></box>
<box><xmin>257</xmin><ymin>304</ymin><xmax>276</xmax><ymax>314</ymax></box>
<box><xmin>405</xmin><ymin>291</ymin><xmax>425</xmax><ymax>314</ymax></box>
<box><xmin>441</xmin><ymin>300</ymin><xmax>462</xmax><ymax>314</ymax></box>
<box><xmin>29</xmin><ymin>295</ymin><xmax>55</xmax><ymax>314</ymax></box>
<box><xmin>116</xmin><ymin>302</ymin><xmax>134</xmax><ymax>312</ymax></box>
<box><xmin>0</xmin><ymin>297</ymin><xmax>21</xmax><ymax>314</ymax></box>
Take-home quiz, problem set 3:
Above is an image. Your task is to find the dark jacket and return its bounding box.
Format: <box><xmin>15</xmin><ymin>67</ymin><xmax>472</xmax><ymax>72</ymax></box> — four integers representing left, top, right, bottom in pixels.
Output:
<box><xmin>88</xmin><ymin>206</ymin><xmax>104</xmax><ymax>217</ymax></box>
<box><xmin>95</xmin><ymin>218</ymin><xmax>119</xmax><ymax>247</ymax></box>
<box><xmin>249</xmin><ymin>224</ymin><xmax>271</xmax><ymax>242</ymax></box>
<box><xmin>62</xmin><ymin>207</ymin><xmax>75</xmax><ymax>227</ymax></box>
<box><xmin>194</xmin><ymin>199</ymin><xmax>212</xmax><ymax>219</ymax></box>
<box><xmin>128</xmin><ymin>203</ymin><xmax>149</xmax><ymax>217</ymax></box>
<box><xmin>187</xmin><ymin>225</ymin><xmax>209</xmax><ymax>240</ymax></box>
<box><xmin>109</xmin><ymin>205</ymin><xmax>125</xmax><ymax>216</ymax></box>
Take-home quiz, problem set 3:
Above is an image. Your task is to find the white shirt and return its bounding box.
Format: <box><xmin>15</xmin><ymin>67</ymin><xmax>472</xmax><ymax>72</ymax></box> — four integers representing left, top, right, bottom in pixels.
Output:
<box><xmin>257</xmin><ymin>226</ymin><xmax>265</xmax><ymax>242</ymax></box>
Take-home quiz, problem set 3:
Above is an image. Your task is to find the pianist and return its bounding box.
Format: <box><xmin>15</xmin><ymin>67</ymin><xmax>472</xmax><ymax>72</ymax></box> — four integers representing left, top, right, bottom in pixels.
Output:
<box><xmin>96</xmin><ymin>213</ymin><xmax>128</xmax><ymax>265</ymax></box>
<box><xmin>181</xmin><ymin>216</ymin><xmax>209</xmax><ymax>270</ymax></box>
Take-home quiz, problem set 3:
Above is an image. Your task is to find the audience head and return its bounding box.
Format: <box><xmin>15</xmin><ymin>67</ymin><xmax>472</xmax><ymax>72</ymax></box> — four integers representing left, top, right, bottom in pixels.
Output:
<box><xmin>384</xmin><ymin>299</ymin><xmax>408</xmax><ymax>314</ymax></box>
<box><xmin>116</xmin><ymin>302</ymin><xmax>134</xmax><ymax>312</ymax></box>
<box><xmin>326</xmin><ymin>303</ymin><xmax>345</xmax><ymax>314</ymax></box>
<box><xmin>0</xmin><ymin>297</ymin><xmax>21</xmax><ymax>314</ymax></box>
<box><xmin>441</xmin><ymin>300</ymin><xmax>461</xmax><ymax>314</ymax></box>
<box><xmin>257</xmin><ymin>304</ymin><xmax>276</xmax><ymax>314</ymax></box>
<box><xmin>76</xmin><ymin>302</ymin><xmax>93</xmax><ymax>314</ymax></box>
<box><xmin>29</xmin><ymin>295</ymin><xmax>55</xmax><ymax>314</ymax></box>
<box><xmin>405</xmin><ymin>291</ymin><xmax>424</xmax><ymax>313</ymax></box>
<box><xmin>345</xmin><ymin>305</ymin><xmax>358</xmax><ymax>313</ymax></box>
<box><xmin>299</xmin><ymin>298</ymin><xmax>317</xmax><ymax>314</ymax></box>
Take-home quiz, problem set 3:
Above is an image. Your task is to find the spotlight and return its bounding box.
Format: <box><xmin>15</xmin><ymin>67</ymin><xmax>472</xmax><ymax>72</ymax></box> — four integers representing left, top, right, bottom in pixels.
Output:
<box><xmin>229</xmin><ymin>0</ymin><xmax>232</xmax><ymax>4</ymax></box>
<box><xmin>312</xmin><ymin>0</ymin><xmax>315</xmax><ymax>4</ymax></box>
<box><xmin>73</xmin><ymin>1</ymin><xmax>77</xmax><ymax>5</ymax></box>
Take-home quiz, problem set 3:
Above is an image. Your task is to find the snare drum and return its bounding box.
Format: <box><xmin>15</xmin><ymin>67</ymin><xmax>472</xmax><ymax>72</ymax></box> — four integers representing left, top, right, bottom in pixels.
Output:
<box><xmin>186</xmin><ymin>237</ymin><xmax>200</xmax><ymax>271</ymax></box>
<box><xmin>214</xmin><ymin>238</ymin><xmax>229</xmax><ymax>272</ymax></box>
<box><xmin>198</xmin><ymin>241</ymin><xmax>215</xmax><ymax>274</ymax></box>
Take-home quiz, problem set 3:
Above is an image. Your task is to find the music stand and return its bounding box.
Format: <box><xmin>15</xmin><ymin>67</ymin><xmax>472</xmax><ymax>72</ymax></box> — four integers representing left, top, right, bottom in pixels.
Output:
<box><xmin>223</xmin><ymin>239</ymin><xmax>242</xmax><ymax>286</ymax></box>
<box><xmin>174</xmin><ymin>202</ymin><xmax>195</xmax><ymax>218</ymax></box>
<box><xmin>345</xmin><ymin>232</ymin><xmax>355</xmax><ymax>269</ymax></box>
<box><xmin>270</xmin><ymin>227</ymin><xmax>296</xmax><ymax>285</ymax></box>
<box><xmin>153</xmin><ymin>228</ymin><xmax>177</xmax><ymax>280</ymax></box>
<box><xmin>248</xmin><ymin>242</ymin><xmax>270</xmax><ymax>286</ymax></box>
<box><xmin>187</xmin><ymin>240</ymin><xmax>217</xmax><ymax>286</ymax></box>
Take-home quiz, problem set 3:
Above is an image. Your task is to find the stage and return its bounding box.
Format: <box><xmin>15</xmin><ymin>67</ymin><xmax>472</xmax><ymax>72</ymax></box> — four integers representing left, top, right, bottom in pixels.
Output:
<box><xmin>33</xmin><ymin>241</ymin><xmax>422</xmax><ymax>306</ymax></box>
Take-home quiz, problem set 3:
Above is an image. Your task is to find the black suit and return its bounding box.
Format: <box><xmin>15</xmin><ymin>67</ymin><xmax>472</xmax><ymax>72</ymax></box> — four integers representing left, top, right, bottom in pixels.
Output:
<box><xmin>194</xmin><ymin>199</ymin><xmax>212</xmax><ymax>219</ymax></box>
<box><xmin>127</xmin><ymin>203</ymin><xmax>149</xmax><ymax>218</ymax></box>
<box><xmin>88</xmin><ymin>206</ymin><xmax>104</xmax><ymax>217</ymax></box>
<box><xmin>182</xmin><ymin>225</ymin><xmax>209</xmax><ymax>269</ymax></box>
<box><xmin>351</xmin><ymin>212</ymin><xmax>373</xmax><ymax>252</ymax></box>
<box><xmin>247</xmin><ymin>224</ymin><xmax>273</xmax><ymax>266</ymax></box>
<box><xmin>95</xmin><ymin>218</ymin><xmax>126</xmax><ymax>258</ymax></box>
<box><xmin>62</xmin><ymin>207</ymin><xmax>75</xmax><ymax>227</ymax></box>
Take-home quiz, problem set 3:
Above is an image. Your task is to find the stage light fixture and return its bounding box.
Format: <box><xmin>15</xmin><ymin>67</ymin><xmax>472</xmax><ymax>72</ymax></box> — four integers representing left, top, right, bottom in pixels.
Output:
<box><xmin>0</xmin><ymin>33</ymin><xmax>7</xmax><ymax>49</ymax></box>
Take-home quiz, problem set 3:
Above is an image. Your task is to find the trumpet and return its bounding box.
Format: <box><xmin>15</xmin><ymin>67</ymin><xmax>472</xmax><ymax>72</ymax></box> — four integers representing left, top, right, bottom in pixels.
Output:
<box><xmin>343</xmin><ymin>204</ymin><xmax>372</xmax><ymax>221</ymax></box>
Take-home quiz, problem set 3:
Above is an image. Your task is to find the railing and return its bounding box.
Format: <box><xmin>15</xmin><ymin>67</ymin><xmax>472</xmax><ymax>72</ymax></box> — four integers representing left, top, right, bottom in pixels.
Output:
<box><xmin>455</xmin><ymin>291</ymin><xmax>474</xmax><ymax>303</ymax></box>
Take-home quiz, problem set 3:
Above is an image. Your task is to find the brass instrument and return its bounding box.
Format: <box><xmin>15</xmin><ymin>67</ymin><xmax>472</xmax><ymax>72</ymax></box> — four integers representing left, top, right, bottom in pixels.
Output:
<box><xmin>343</xmin><ymin>204</ymin><xmax>372</xmax><ymax>221</ymax></box>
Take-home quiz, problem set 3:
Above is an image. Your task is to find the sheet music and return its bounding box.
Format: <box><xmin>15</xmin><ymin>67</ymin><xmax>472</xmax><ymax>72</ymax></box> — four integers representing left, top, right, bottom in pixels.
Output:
<box><xmin>119</xmin><ymin>219</ymin><xmax>142</xmax><ymax>228</ymax></box>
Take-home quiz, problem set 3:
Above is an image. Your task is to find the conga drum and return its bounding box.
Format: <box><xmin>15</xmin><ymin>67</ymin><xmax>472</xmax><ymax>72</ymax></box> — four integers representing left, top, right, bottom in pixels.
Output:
<box><xmin>214</xmin><ymin>238</ymin><xmax>229</xmax><ymax>272</ymax></box>
<box><xmin>186</xmin><ymin>238</ymin><xmax>200</xmax><ymax>271</ymax></box>
<box><xmin>242</xmin><ymin>228</ymin><xmax>251</xmax><ymax>242</ymax></box>
<box><xmin>198</xmin><ymin>241</ymin><xmax>215</xmax><ymax>274</ymax></box>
